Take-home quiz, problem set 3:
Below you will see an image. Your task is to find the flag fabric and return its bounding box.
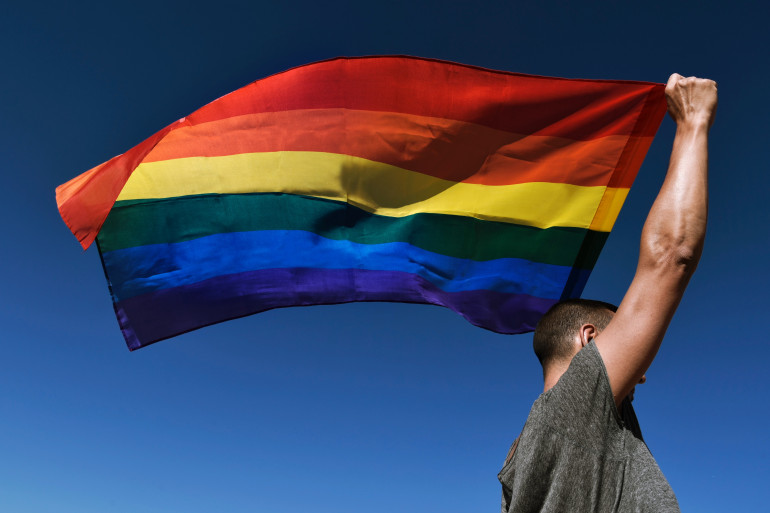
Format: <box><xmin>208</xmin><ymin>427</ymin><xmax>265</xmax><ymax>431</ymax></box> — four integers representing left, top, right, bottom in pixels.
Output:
<box><xmin>56</xmin><ymin>56</ymin><xmax>667</xmax><ymax>350</ymax></box>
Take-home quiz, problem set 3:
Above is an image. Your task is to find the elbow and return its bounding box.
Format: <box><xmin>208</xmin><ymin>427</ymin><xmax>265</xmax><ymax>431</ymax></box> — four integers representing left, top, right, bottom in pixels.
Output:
<box><xmin>641</xmin><ymin>235</ymin><xmax>703</xmax><ymax>277</ymax></box>
<box><xmin>673</xmin><ymin>245</ymin><xmax>702</xmax><ymax>271</ymax></box>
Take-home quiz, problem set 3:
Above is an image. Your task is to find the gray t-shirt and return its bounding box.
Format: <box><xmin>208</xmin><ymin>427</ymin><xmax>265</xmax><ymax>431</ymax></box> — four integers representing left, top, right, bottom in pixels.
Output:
<box><xmin>498</xmin><ymin>341</ymin><xmax>679</xmax><ymax>512</ymax></box>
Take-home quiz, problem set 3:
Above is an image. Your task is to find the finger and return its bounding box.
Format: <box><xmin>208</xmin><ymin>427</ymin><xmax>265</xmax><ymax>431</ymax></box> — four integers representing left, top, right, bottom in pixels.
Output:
<box><xmin>666</xmin><ymin>73</ymin><xmax>683</xmax><ymax>89</ymax></box>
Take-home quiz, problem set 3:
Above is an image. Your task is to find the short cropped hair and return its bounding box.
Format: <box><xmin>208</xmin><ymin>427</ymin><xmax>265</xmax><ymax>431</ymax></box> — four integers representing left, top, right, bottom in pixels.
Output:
<box><xmin>532</xmin><ymin>298</ymin><xmax>618</xmax><ymax>366</ymax></box>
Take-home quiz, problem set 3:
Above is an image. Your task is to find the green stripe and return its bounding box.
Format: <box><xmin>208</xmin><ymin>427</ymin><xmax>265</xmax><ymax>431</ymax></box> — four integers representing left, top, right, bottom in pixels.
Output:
<box><xmin>98</xmin><ymin>193</ymin><xmax>608</xmax><ymax>268</ymax></box>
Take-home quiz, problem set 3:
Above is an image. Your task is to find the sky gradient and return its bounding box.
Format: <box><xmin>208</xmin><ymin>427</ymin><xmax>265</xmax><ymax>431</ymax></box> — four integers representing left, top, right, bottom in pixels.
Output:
<box><xmin>2</xmin><ymin>1</ymin><xmax>767</xmax><ymax>511</ymax></box>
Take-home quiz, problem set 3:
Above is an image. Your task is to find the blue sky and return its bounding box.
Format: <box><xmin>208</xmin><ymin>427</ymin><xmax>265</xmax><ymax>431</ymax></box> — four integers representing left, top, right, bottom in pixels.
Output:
<box><xmin>1</xmin><ymin>1</ymin><xmax>767</xmax><ymax>511</ymax></box>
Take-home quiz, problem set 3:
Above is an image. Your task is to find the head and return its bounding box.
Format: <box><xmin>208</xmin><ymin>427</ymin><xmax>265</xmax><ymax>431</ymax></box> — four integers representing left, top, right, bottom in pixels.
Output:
<box><xmin>532</xmin><ymin>299</ymin><xmax>617</xmax><ymax>371</ymax></box>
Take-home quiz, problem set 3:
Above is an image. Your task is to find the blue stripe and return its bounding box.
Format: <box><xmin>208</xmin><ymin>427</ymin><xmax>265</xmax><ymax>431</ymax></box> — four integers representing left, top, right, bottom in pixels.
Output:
<box><xmin>102</xmin><ymin>230</ymin><xmax>585</xmax><ymax>301</ymax></box>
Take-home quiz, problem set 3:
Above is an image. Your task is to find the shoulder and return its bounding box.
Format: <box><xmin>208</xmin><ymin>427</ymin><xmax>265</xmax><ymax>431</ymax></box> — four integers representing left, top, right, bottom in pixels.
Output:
<box><xmin>539</xmin><ymin>342</ymin><xmax>622</xmax><ymax>436</ymax></box>
<box><xmin>553</xmin><ymin>342</ymin><xmax>608</xmax><ymax>397</ymax></box>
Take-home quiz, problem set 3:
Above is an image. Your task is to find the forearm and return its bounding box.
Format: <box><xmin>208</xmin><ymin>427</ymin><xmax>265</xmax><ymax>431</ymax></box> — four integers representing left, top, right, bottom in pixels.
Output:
<box><xmin>639</xmin><ymin>120</ymin><xmax>709</xmax><ymax>276</ymax></box>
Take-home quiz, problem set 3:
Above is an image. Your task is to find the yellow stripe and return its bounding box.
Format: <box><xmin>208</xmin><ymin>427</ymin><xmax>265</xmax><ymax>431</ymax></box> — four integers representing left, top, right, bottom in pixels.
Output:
<box><xmin>117</xmin><ymin>151</ymin><xmax>628</xmax><ymax>231</ymax></box>
<box><xmin>589</xmin><ymin>187</ymin><xmax>630</xmax><ymax>232</ymax></box>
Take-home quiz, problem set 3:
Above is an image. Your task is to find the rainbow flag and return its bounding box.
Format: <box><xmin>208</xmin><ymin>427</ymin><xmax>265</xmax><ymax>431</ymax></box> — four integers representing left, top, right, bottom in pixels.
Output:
<box><xmin>56</xmin><ymin>56</ymin><xmax>667</xmax><ymax>350</ymax></box>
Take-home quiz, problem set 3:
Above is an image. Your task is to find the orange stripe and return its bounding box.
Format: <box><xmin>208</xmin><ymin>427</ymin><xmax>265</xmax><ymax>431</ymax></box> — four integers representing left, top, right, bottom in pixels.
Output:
<box><xmin>143</xmin><ymin>109</ymin><xmax>646</xmax><ymax>187</ymax></box>
<box><xmin>607</xmin><ymin>85</ymin><xmax>666</xmax><ymax>188</ymax></box>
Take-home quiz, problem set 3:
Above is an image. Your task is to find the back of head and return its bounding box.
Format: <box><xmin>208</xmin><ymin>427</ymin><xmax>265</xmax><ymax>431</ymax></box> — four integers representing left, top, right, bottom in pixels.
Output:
<box><xmin>532</xmin><ymin>298</ymin><xmax>617</xmax><ymax>368</ymax></box>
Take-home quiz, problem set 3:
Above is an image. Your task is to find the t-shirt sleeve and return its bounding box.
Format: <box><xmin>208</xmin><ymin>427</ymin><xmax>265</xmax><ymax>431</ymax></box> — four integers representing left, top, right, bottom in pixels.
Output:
<box><xmin>538</xmin><ymin>341</ymin><xmax>623</xmax><ymax>447</ymax></box>
<box><xmin>499</xmin><ymin>341</ymin><xmax>674</xmax><ymax>513</ymax></box>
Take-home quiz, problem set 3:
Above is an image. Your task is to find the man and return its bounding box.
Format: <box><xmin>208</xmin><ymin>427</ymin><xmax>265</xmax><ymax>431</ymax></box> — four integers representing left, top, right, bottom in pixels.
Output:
<box><xmin>498</xmin><ymin>73</ymin><xmax>718</xmax><ymax>512</ymax></box>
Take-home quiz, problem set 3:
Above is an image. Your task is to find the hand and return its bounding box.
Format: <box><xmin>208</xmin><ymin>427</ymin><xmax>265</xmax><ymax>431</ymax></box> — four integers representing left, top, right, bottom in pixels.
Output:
<box><xmin>665</xmin><ymin>73</ymin><xmax>718</xmax><ymax>128</ymax></box>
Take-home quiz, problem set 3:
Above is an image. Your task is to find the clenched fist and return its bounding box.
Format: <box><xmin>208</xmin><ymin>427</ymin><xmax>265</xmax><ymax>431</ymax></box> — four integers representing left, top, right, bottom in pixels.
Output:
<box><xmin>665</xmin><ymin>73</ymin><xmax>718</xmax><ymax>128</ymax></box>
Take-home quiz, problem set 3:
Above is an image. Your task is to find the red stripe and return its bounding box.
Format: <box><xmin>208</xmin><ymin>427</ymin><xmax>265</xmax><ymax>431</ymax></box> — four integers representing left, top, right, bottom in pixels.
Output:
<box><xmin>187</xmin><ymin>56</ymin><xmax>664</xmax><ymax>140</ymax></box>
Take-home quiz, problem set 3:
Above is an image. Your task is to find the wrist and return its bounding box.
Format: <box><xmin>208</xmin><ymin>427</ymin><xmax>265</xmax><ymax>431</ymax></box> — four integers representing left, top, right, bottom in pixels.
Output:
<box><xmin>675</xmin><ymin>116</ymin><xmax>712</xmax><ymax>134</ymax></box>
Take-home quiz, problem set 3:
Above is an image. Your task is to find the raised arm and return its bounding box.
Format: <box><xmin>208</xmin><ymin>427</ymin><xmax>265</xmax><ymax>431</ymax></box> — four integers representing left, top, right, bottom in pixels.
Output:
<box><xmin>594</xmin><ymin>74</ymin><xmax>718</xmax><ymax>406</ymax></box>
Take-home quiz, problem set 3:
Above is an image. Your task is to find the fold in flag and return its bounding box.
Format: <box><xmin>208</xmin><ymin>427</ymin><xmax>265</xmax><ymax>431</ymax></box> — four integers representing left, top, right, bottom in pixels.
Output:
<box><xmin>56</xmin><ymin>56</ymin><xmax>667</xmax><ymax>350</ymax></box>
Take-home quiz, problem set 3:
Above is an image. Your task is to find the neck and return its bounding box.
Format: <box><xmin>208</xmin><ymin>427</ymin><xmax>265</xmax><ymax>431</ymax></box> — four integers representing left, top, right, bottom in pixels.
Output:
<box><xmin>542</xmin><ymin>359</ymin><xmax>571</xmax><ymax>393</ymax></box>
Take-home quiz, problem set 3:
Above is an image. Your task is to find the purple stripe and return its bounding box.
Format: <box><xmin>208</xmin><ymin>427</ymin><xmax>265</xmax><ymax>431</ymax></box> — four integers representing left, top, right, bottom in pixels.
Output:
<box><xmin>115</xmin><ymin>268</ymin><xmax>559</xmax><ymax>350</ymax></box>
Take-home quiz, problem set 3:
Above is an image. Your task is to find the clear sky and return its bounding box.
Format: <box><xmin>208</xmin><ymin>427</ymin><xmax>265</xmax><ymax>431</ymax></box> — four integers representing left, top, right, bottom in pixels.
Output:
<box><xmin>1</xmin><ymin>1</ymin><xmax>767</xmax><ymax>511</ymax></box>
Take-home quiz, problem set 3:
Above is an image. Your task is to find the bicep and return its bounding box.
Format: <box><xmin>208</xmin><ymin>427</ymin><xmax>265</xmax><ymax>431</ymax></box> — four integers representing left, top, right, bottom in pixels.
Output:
<box><xmin>593</xmin><ymin>263</ymin><xmax>692</xmax><ymax>406</ymax></box>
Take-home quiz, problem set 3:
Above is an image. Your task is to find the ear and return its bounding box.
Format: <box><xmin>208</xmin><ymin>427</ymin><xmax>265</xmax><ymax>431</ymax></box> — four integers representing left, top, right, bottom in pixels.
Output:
<box><xmin>577</xmin><ymin>323</ymin><xmax>599</xmax><ymax>348</ymax></box>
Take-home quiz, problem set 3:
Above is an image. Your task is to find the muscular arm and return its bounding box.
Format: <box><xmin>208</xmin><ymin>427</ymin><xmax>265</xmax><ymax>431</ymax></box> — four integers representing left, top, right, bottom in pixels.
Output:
<box><xmin>594</xmin><ymin>74</ymin><xmax>718</xmax><ymax>406</ymax></box>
